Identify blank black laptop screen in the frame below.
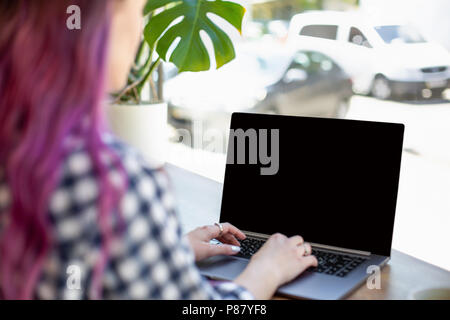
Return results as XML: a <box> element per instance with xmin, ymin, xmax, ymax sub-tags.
<box><xmin>220</xmin><ymin>113</ymin><xmax>404</xmax><ymax>257</ymax></box>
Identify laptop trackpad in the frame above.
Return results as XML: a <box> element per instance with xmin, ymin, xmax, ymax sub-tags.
<box><xmin>197</xmin><ymin>256</ymin><xmax>249</xmax><ymax>281</ymax></box>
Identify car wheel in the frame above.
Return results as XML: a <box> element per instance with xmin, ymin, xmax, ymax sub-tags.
<box><xmin>371</xmin><ymin>75</ymin><xmax>392</xmax><ymax>100</ymax></box>
<box><xmin>335</xmin><ymin>99</ymin><xmax>349</xmax><ymax>118</ymax></box>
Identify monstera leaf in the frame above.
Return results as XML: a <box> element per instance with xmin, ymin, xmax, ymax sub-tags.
<box><xmin>143</xmin><ymin>0</ymin><xmax>245</xmax><ymax>72</ymax></box>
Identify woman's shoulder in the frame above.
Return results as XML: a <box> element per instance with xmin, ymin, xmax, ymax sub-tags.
<box><xmin>50</xmin><ymin>133</ymin><xmax>173</xmax><ymax>222</ymax></box>
<box><xmin>101</xmin><ymin>133</ymin><xmax>171</xmax><ymax>191</ymax></box>
<box><xmin>62</xmin><ymin>132</ymin><xmax>168</xmax><ymax>184</ymax></box>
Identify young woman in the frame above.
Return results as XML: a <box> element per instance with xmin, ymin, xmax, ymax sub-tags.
<box><xmin>0</xmin><ymin>0</ymin><xmax>317</xmax><ymax>299</ymax></box>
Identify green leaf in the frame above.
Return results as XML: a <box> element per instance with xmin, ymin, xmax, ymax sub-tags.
<box><xmin>143</xmin><ymin>0</ymin><xmax>245</xmax><ymax>72</ymax></box>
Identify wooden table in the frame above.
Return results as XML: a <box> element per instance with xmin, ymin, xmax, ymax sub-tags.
<box><xmin>166</xmin><ymin>164</ymin><xmax>450</xmax><ymax>300</ymax></box>
<box><xmin>347</xmin><ymin>249</ymin><xmax>450</xmax><ymax>299</ymax></box>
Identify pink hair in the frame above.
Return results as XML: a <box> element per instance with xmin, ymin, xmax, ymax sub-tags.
<box><xmin>0</xmin><ymin>0</ymin><xmax>126</xmax><ymax>299</ymax></box>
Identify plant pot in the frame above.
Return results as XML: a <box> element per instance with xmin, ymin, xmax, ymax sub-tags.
<box><xmin>107</xmin><ymin>102</ymin><xmax>168</xmax><ymax>168</ymax></box>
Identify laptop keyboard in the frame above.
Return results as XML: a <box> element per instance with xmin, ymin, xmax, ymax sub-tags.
<box><xmin>308</xmin><ymin>249</ymin><xmax>367</xmax><ymax>277</ymax></box>
<box><xmin>237</xmin><ymin>238</ymin><xmax>266</xmax><ymax>257</ymax></box>
<box><xmin>236</xmin><ymin>238</ymin><xmax>368</xmax><ymax>277</ymax></box>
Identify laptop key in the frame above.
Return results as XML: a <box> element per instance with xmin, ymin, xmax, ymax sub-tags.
<box><xmin>237</xmin><ymin>238</ymin><xmax>266</xmax><ymax>258</ymax></box>
<box><xmin>308</xmin><ymin>249</ymin><xmax>368</xmax><ymax>277</ymax></box>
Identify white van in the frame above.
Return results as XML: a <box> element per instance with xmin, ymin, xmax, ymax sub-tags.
<box><xmin>287</xmin><ymin>11</ymin><xmax>450</xmax><ymax>99</ymax></box>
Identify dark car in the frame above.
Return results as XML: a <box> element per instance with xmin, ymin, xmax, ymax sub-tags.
<box><xmin>253</xmin><ymin>50</ymin><xmax>353</xmax><ymax>118</ymax></box>
<box><xmin>166</xmin><ymin>49</ymin><xmax>354</xmax><ymax>150</ymax></box>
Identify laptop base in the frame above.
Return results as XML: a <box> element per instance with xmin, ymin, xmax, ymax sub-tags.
<box><xmin>198</xmin><ymin>254</ymin><xmax>389</xmax><ymax>300</ymax></box>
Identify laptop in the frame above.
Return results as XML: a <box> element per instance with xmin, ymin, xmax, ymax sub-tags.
<box><xmin>197</xmin><ymin>112</ymin><xmax>404</xmax><ymax>300</ymax></box>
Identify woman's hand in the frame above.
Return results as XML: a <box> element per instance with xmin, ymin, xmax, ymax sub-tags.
<box><xmin>235</xmin><ymin>233</ymin><xmax>318</xmax><ymax>299</ymax></box>
<box><xmin>186</xmin><ymin>223</ymin><xmax>246</xmax><ymax>261</ymax></box>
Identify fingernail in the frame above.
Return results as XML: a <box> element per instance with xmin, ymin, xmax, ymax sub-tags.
<box><xmin>231</xmin><ymin>246</ymin><xmax>241</xmax><ymax>252</ymax></box>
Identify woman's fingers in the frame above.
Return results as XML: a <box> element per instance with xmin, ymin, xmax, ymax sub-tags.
<box><xmin>297</xmin><ymin>242</ymin><xmax>312</xmax><ymax>258</ymax></box>
<box><xmin>206</xmin><ymin>243</ymin><xmax>241</xmax><ymax>257</ymax></box>
<box><xmin>288</xmin><ymin>235</ymin><xmax>304</xmax><ymax>246</ymax></box>
<box><xmin>300</xmin><ymin>255</ymin><xmax>319</xmax><ymax>271</ymax></box>
<box><xmin>217</xmin><ymin>233</ymin><xmax>241</xmax><ymax>246</ymax></box>
<box><xmin>221</xmin><ymin>222</ymin><xmax>246</xmax><ymax>240</ymax></box>
<box><xmin>303</xmin><ymin>243</ymin><xmax>312</xmax><ymax>255</ymax></box>
<box><xmin>204</xmin><ymin>222</ymin><xmax>246</xmax><ymax>241</ymax></box>
<box><xmin>297</xmin><ymin>244</ymin><xmax>306</xmax><ymax>257</ymax></box>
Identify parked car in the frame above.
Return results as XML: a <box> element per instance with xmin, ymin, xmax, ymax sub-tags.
<box><xmin>165</xmin><ymin>48</ymin><xmax>273</xmax><ymax>149</ymax></box>
<box><xmin>166</xmin><ymin>48</ymin><xmax>352</xmax><ymax>126</ymax></box>
<box><xmin>254</xmin><ymin>50</ymin><xmax>353</xmax><ymax>118</ymax></box>
<box><xmin>287</xmin><ymin>11</ymin><xmax>450</xmax><ymax>99</ymax></box>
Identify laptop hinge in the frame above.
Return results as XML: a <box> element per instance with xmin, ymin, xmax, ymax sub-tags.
<box><xmin>310</xmin><ymin>242</ymin><xmax>371</xmax><ymax>256</ymax></box>
<box><xmin>242</xmin><ymin>231</ymin><xmax>371</xmax><ymax>256</ymax></box>
<box><xmin>242</xmin><ymin>231</ymin><xmax>271</xmax><ymax>240</ymax></box>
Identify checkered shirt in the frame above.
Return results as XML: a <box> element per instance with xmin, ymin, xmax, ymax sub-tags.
<box><xmin>0</xmin><ymin>134</ymin><xmax>253</xmax><ymax>300</ymax></box>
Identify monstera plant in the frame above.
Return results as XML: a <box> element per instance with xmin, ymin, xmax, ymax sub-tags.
<box><xmin>114</xmin><ymin>0</ymin><xmax>246</xmax><ymax>103</ymax></box>
<box><xmin>108</xmin><ymin>0</ymin><xmax>245</xmax><ymax>167</ymax></box>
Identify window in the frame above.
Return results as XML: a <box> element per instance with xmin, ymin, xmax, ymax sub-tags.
<box><xmin>375</xmin><ymin>25</ymin><xmax>425</xmax><ymax>44</ymax></box>
<box><xmin>299</xmin><ymin>24</ymin><xmax>338</xmax><ymax>40</ymax></box>
<box><xmin>166</xmin><ymin>1</ymin><xmax>450</xmax><ymax>272</ymax></box>
<box><xmin>290</xmin><ymin>51</ymin><xmax>336</xmax><ymax>75</ymax></box>
<box><xmin>348</xmin><ymin>27</ymin><xmax>372</xmax><ymax>48</ymax></box>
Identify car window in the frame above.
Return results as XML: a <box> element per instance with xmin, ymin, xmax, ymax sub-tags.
<box><xmin>374</xmin><ymin>25</ymin><xmax>425</xmax><ymax>44</ymax></box>
<box><xmin>348</xmin><ymin>27</ymin><xmax>372</xmax><ymax>48</ymax></box>
<box><xmin>299</xmin><ymin>25</ymin><xmax>338</xmax><ymax>40</ymax></box>
<box><xmin>289</xmin><ymin>51</ymin><xmax>336</xmax><ymax>75</ymax></box>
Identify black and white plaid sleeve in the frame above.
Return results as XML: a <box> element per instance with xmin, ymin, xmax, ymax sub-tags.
<box><xmin>35</xmin><ymin>135</ymin><xmax>253</xmax><ymax>300</ymax></box>
<box><xmin>101</xmin><ymin>141</ymin><xmax>253</xmax><ymax>300</ymax></box>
